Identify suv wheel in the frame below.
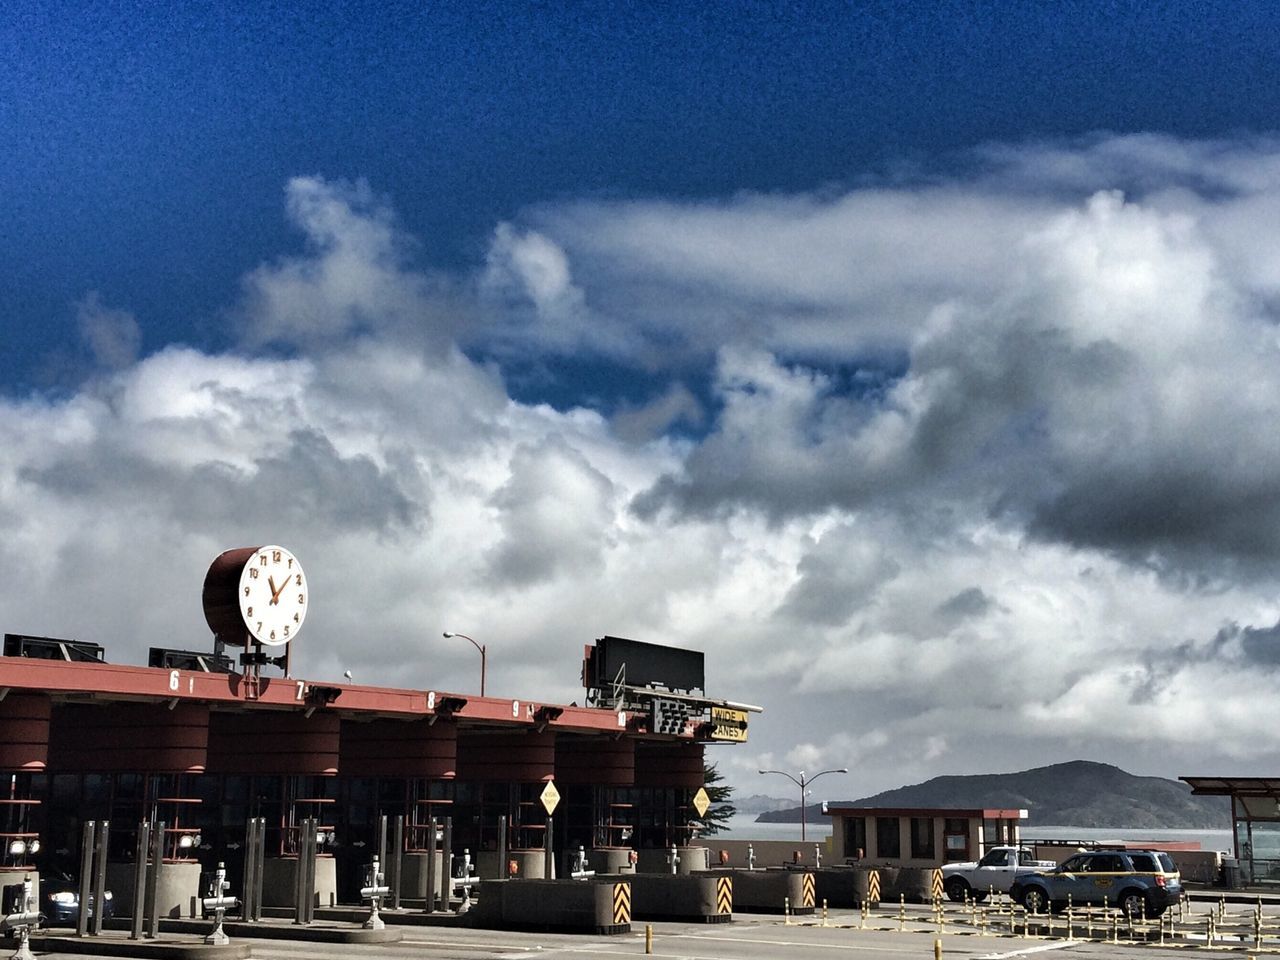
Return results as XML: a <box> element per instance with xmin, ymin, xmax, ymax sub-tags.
<box><xmin>944</xmin><ymin>877</ymin><xmax>969</xmax><ymax>903</ymax></box>
<box><xmin>1118</xmin><ymin>888</ymin><xmax>1150</xmax><ymax>919</ymax></box>
<box><xmin>1022</xmin><ymin>886</ymin><xmax>1049</xmax><ymax>914</ymax></box>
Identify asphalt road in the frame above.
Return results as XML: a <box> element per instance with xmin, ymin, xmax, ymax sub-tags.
<box><xmin>23</xmin><ymin>905</ymin><xmax>1280</xmax><ymax>960</ymax></box>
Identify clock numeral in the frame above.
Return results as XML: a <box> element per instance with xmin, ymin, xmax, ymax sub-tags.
<box><xmin>294</xmin><ymin>612</ymin><xmax>300</xmax><ymax>623</ymax></box>
<box><xmin>256</xmin><ymin>622</ymin><xmax>263</xmax><ymax>632</ymax></box>
<box><xmin>269</xmin><ymin>629</ymin><xmax>276</xmax><ymax>640</ymax></box>
<box><xmin>283</xmin><ymin>625</ymin><xmax>290</xmax><ymax>637</ymax></box>
<box><xmin>244</xmin><ymin>586</ymin><xmax>250</xmax><ymax>596</ymax></box>
<box><xmin>272</xmin><ymin>549</ymin><xmax>282</xmax><ymax>563</ymax></box>
<box><xmin>295</xmin><ymin>573</ymin><xmax>302</xmax><ymax>586</ymax></box>
<box><xmin>246</xmin><ymin>606</ymin><xmax>253</xmax><ymax>617</ymax></box>
<box><xmin>287</xmin><ymin>557</ymin><xmax>294</xmax><ymax>569</ymax></box>
<box><xmin>297</xmin><ymin>593</ymin><xmax>305</xmax><ymax>604</ymax></box>
<box><xmin>249</xmin><ymin>567</ymin><xmax>259</xmax><ymax>580</ymax></box>
<box><xmin>259</xmin><ymin>555</ymin><xmax>268</xmax><ymax>567</ymax></box>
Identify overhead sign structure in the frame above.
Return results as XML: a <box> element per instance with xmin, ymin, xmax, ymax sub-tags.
<box><xmin>692</xmin><ymin>786</ymin><xmax>711</xmax><ymax>818</ymax></box>
<box><xmin>710</xmin><ymin>707</ymin><xmax>748</xmax><ymax>742</ymax></box>
<box><xmin>540</xmin><ymin>780</ymin><xmax>561</xmax><ymax>816</ymax></box>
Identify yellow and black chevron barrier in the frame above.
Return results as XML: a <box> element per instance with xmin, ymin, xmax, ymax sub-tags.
<box><xmin>801</xmin><ymin>872</ymin><xmax>816</xmax><ymax>908</ymax></box>
<box><xmin>930</xmin><ymin>869</ymin><xmax>943</xmax><ymax>901</ymax></box>
<box><xmin>612</xmin><ymin>882</ymin><xmax>631</xmax><ymax>925</ymax></box>
<box><xmin>867</xmin><ymin>869</ymin><xmax>881</xmax><ymax>906</ymax></box>
<box><xmin>716</xmin><ymin>876</ymin><xmax>733</xmax><ymax>915</ymax></box>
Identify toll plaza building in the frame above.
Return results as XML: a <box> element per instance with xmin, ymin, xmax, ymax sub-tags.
<box><xmin>823</xmin><ymin>804</ymin><xmax>1027</xmax><ymax>867</ymax></box>
<box><xmin>0</xmin><ymin>630</ymin><xmax>754</xmax><ymax>909</ymax></box>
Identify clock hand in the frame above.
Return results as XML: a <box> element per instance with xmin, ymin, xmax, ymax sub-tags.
<box><xmin>268</xmin><ymin>575</ymin><xmax>281</xmax><ymax>605</ymax></box>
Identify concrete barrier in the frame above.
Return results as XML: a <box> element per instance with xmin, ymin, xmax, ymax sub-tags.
<box><xmin>471</xmin><ymin>878</ymin><xmax>630</xmax><ymax>934</ymax></box>
<box><xmin>106</xmin><ymin>860</ymin><xmax>203</xmax><ymax>919</ymax></box>
<box><xmin>877</xmin><ymin>866</ymin><xmax>935</xmax><ymax>904</ymax></box>
<box><xmin>812</xmin><ymin>866</ymin><xmax>882</xmax><ymax>907</ymax></box>
<box><xmin>709</xmin><ymin>869</ymin><xmax>814</xmax><ymax>915</ymax></box>
<box><xmin>603</xmin><ymin>872</ymin><xmax>732</xmax><ymax>922</ymax></box>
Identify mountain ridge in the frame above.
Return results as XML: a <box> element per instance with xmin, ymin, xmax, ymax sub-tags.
<box><xmin>754</xmin><ymin>760</ymin><xmax>1230</xmax><ymax>829</ymax></box>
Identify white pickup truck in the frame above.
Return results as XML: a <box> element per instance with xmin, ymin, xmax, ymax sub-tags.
<box><xmin>941</xmin><ymin>846</ymin><xmax>1058</xmax><ymax>902</ymax></box>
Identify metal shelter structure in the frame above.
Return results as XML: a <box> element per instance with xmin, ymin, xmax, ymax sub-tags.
<box><xmin>1181</xmin><ymin>775</ymin><xmax>1279</xmax><ymax>884</ymax></box>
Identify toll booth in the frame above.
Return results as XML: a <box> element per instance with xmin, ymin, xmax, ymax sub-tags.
<box><xmin>823</xmin><ymin>804</ymin><xmax>1028</xmax><ymax>867</ymax></box>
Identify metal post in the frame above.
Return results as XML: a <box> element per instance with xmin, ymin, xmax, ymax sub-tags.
<box><xmin>497</xmin><ymin>814</ymin><xmax>508</xmax><ymax>877</ymax></box>
<box><xmin>76</xmin><ymin>820</ymin><xmax>96</xmax><ymax>937</ymax></box>
<box><xmin>146</xmin><ymin>820</ymin><xmax>165</xmax><ymax>939</ymax></box>
<box><xmin>544</xmin><ymin>815</ymin><xmax>554</xmax><ymax>880</ymax></box>
<box><xmin>389</xmin><ymin>815</ymin><xmax>404</xmax><ymax>911</ymax></box>
<box><xmin>90</xmin><ymin>820</ymin><xmax>109</xmax><ymax>936</ymax></box>
<box><xmin>129</xmin><ymin>821</ymin><xmax>150</xmax><ymax>940</ymax></box>
<box><xmin>423</xmin><ymin>816</ymin><xmax>437</xmax><ymax>913</ymax></box>
<box><xmin>440</xmin><ymin>817</ymin><xmax>453</xmax><ymax>908</ymax></box>
<box><xmin>305</xmin><ymin>818</ymin><xmax>319</xmax><ymax>919</ymax></box>
<box><xmin>377</xmin><ymin>815</ymin><xmax>388</xmax><ymax>884</ymax></box>
<box><xmin>240</xmin><ymin>818</ymin><xmax>259</xmax><ymax>921</ymax></box>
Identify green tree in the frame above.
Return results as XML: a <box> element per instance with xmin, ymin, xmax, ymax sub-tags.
<box><xmin>699</xmin><ymin>760</ymin><xmax>737</xmax><ymax>835</ymax></box>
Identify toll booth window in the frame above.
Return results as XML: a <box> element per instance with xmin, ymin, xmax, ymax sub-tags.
<box><xmin>943</xmin><ymin>818</ymin><xmax>969</xmax><ymax>862</ymax></box>
<box><xmin>875</xmin><ymin>817</ymin><xmax>901</xmax><ymax>859</ymax></box>
<box><xmin>910</xmin><ymin>817</ymin><xmax>934</xmax><ymax>859</ymax></box>
<box><xmin>843</xmin><ymin>817</ymin><xmax>867</xmax><ymax>859</ymax></box>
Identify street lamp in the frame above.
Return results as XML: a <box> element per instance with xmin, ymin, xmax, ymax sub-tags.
<box><xmin>758</xmin><ymin>767</ymin><xmax>849</xmax><ymax>841</ymax></box>
<box><xmin>442</xmin><ymin>631</ymin><xmax>486</xmax><ymax>697</ymax></box>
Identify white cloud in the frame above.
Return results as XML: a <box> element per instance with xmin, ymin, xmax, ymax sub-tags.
<box><xmin>13</xmin><ymin>142</ymin><xmax>1280</xmax><ymax>801</ymax></box>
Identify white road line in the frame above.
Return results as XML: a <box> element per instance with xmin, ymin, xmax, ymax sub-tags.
<box><xmin>976</xmin><ymin>941</ymin><xmax>1081</xmax><ymax>959</ymax></box>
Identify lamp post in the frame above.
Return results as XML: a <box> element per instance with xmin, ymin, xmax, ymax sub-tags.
<box><xmin>442</xmin><ymin>631</ymin><xmax>486</xmax><ymax>697</ymax></box>
<box><xmin>758</xmin><ymin>767</ymin><xmax>849</xmax><ymax>841</ymax></box>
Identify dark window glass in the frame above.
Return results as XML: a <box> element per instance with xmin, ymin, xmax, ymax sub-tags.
<box><xmin>910</xmin><ymin>817</ymin><xmax>935</xmax><ymax>859</ymax></box>
<box><xmin>843</xmin><ymin>818</ymin><xmax>867</xmax><ymax>859</ymax></box>
<box><xmin>876</xmin><ymin>817</ymin><xmax>900</xmax><ymax>859</ymax></box>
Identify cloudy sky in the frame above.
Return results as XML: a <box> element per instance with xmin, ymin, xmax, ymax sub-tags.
<box><xmin>6</xmin><ymin>3</ymin><xmax>1280</xmax><ymax>800</ymax></box>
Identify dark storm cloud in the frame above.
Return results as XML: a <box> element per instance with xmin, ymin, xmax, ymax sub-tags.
<box><xmin>935</xmin><ymin>587</ymin><xmax>993</xmax><ymax>621</ymax></box>
<box><xmin>20</xmin><ymin>428</ymin><xmax>421</xmax><ymax>536</ymax></box>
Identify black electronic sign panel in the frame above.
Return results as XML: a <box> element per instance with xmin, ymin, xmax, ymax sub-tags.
<box><xmin>589</xmin><ymin>635</ymin><xmax>705</xmax><ymax>694</ymax></box>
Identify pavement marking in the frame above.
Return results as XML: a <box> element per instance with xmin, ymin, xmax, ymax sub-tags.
<box><xmin>671</xmin><ymin>932</ymin><xmax>940</xmax><ymax>954</ymax></box>
<box><xmin>976</xmin><ymin>942</ymin><xmax>1081</xmax><ymax>959</ymax></box>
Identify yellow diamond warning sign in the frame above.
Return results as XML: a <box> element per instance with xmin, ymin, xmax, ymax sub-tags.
<box><xmin>692</xmin><ymin>786</ymin><xmax>711</xmax><ymax>817</ymax></box>
<box><xmin>540</xmin><ymin>780</ymin><xmax>561</xmax><ymax>815</ymax></box>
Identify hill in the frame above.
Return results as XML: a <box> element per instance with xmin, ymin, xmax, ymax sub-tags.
<box><xmin>755</xmin><ymin>760</ymin><xmax>1230</xmax><ymax>829</ymax></box>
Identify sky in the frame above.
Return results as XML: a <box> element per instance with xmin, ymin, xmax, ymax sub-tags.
<box><xmin>5</xmin><ymin>2</ymin><xmax>1280</xmax><ymax>802</ymax></box>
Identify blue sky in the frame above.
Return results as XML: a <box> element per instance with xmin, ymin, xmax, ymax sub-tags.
<box><xmin>6</xmin><ymin>3</ymin><xmax>1280</xmax><ymax>797</ymax></box>
<box><xmin>7</xmin><ymin>1</ymin><xmax>1278</xmax><ymax>395</ymax></box>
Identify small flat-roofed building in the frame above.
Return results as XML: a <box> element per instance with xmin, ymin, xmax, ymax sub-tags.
<box><xmin>823</xmin><ymin>804</ymin><xmax>1028</xmax><ymax>868</ymax></box>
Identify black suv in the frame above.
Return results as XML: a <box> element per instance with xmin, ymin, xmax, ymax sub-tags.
<box><xmin>1010</xmin><ymin>849</ymin><xmax>1182</xmax><ymax>918</ymax></box>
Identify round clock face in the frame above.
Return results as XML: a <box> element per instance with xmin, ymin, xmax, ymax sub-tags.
<box><xmin>237</xmin><ymin>545</ymin><xmax>307</xmax><ymax>647</ymax></box>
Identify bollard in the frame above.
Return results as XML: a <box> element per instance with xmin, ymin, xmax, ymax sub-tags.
<box><xmin>784</xmin><ymin>896</ymin><xmax>791</xmax><ymax>925</ymax></box>
<box><xmin>898</xmin><ymin>894</ymin><xmax>906</xmax><ymax>932</ymax></box>
<box><xmin>822</xmin><ymin>898</ymin><xmax>828</xmax><ymax>927</ymax></box>
<box><xmin>814</xmin><ymin>842</ymin><xmax>822</xmax><ymax>870</ymax></box>
<box><xmin>746</xmin><ymin>843</ymin><xmax>755</xmax><ymax>871</ymax></box>
<box><xmin>645</xmin><ymin>923</ymin><xmax>653</xmax><ymax>954</ymax></box>
<box><xmin>934</xmin><ymin>938</ymin><xmax>942</xmax><ymax>960</ymax></box>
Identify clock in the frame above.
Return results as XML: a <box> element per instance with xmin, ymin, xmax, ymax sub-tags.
<box><xmin>237</xmin><ymin>545</ymin><xmax>308</xmax><ymax>647</ymax></box>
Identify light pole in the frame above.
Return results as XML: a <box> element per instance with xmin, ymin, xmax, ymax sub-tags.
<box><xmin>758</xmin><ymin>767</ymin><xmax>849</xmax><ymax>841</ymax></box>
<box><xmin>442</xmin><ymin>631</ymin><xmax>486</xmax><ymax>697</ymax></box>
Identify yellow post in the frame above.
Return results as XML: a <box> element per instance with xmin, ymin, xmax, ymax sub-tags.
<box><xmin>784</xmin><ymin>896</ymin><xmax>791</xmax><ymax>925</ymax></box>
<box><xmin>822</xmin><ymin>898</ymin><xmax>828</xmax><ymax>927</ymax></box>
<box><xmin>933</xmin><ymin>937</ymin><xmax>942</xmax><ymax>960</ymax></box>
<box><xmin>645</xmin><ymin>923</ymin><xmax>653</xmax><ymax>955</ymax></box>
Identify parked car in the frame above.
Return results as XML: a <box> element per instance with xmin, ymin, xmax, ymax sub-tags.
<box><xmin>1010</xmin><ymin>849</ymin><xmax>1182</xmax><ymax>918</ymax></box>
<box><xmin>941</xmin><ymin>845</ymin><xmax>1058</xmax><ymax>902</ymax></box>
<box><xmin>38</xmin><ymin>871</ymin><xmax>114</xmax><ymax>926</ymax></box>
